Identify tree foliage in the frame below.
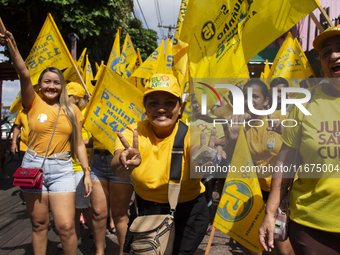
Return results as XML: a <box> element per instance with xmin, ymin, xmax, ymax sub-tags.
<box><xmin>0</xmin><ymin>0</ymin><xmax>158</xmax><ymax>67</ymax></box>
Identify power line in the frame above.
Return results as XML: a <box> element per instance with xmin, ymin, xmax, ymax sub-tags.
<box><xmin>135</xmin><ymin>0</ymin><xmax>149</xmax><ymax>29</ymax></box>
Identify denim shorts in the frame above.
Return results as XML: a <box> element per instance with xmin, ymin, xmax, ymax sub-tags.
<box><xmin>21</xmin><ymin>148</ymin><xmax>75</xmax><ymax>193</ymax></box>
<box><xmin>91</xmin><ymin>153</ymin><xmax>133</xmax><ymax>184</ymax></box>
<box><xmin>74</xmin><ymin>171</ymin><xmax>91</xmax><ymax>209</ymax></box>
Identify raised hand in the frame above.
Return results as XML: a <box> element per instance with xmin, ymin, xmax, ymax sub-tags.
<box><xmin>117</xmin><ymin>129</ymin><xmax>141</xmax><ymax>170</ymax></box>
<box><xmin>266</xmin><ymin>114</ymin><xmax>283</xmax><ymax>134</ymax></box>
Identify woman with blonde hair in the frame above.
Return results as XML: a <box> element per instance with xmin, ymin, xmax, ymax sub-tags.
<box><xmin>1</xmin><ymin>31</ymin><xmax>92</xmax><ymax>255</ymax></box>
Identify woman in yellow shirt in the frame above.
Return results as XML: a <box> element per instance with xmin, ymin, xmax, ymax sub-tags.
<box><xmin>112</xmin><ymin>73</ymin><xmax>211</xmax><ymax>254</ymax></box>
<box><xmin>259</xmin><ymin>26</ymin><xmax>340</xmax><ymax>255</ymax></box>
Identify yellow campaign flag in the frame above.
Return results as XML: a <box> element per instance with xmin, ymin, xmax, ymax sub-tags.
<box><xmin>83</xmin><ymin>54</ymin><xmax>95</xmax><ymax>95</ymax></box>
<box><xmin>63</xmin><ymin>61</ymin><xmax>84</xmax><ymax>84</ymax></box>
<box><xmin>107</xmin><ymin>27</ymin><xmax>122</xmax><ymax>75</ymax></box>
<box><xmin>120</xmin><ymin>33</ymin><xmax>136</xmax><ymax>74</ymax></box>
<box><xmin>131</xmin><ymin>40</ymin><xmax>165</xmax><ymax>79</ymax></box>
<box><xmin>83</xmin><ymin>67</ymin><xmax>145</xmax><ymax>154</ymax></box>
<box><xmin>263</xmin><ymin>60</ymin><xmax>270</xmax><ymax>79</ymax></box>
<box><xmin>164</xmin><ymin>38</ymin><xmax>175</xmax><ymax>76</ymax></box>
<box><xmin>95</xmin><ymin>62</ymin><xmax>100</xmax><ymax>73</ymax></box>
<box><xmin>127</xmin><ymin>48</ymin><xmax>145</xmax><ymax>92</ymax></box>
<box><xmin>173</xmin><ymin>0</ymin><xmax>189</xmax><ymax>76</ymax></box>
<box><xmin>10</xmin><ymin>13</ymin><xmax>74</xmax><ymax>113</ymax></box>
<box><xmin>180</xmin><ymin>0</ymin><xmax>320</xmax><ymax>78</ymax></box>
<box><xmin>294</xmin><ymin>38</ymin><xmax>316</xmax><ymax>78</ymax></box>
<box><xmin>214</xmin><ymin>127</ymin><xmax>265</xmax><ymax>253</ymax></box>
<box><xmin>77</xmin><ymin>48</ymin><xmax>87</xmax><ymax>69</ymax></box>
<box><xmin>122</xmin><ymin>54</ymin><xmax>137</xmax><ymax>79</ymax></box>
<box><xmin>94</xmin><ymin>62</ymin><xmax>105</xmax><ymax>81</ymax></box>
<box><xmin>269</xmin><ymin>32</ymin><xmax>314</xmax><ymax>86</ymax></box>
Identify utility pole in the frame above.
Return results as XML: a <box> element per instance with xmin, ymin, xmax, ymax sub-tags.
<box><xmin>68</xmin><ymin>33</ymin><xmax>79</xmax><ymax>60</ymax></box>
<box><xmin>157</xmin><ymin>24</ymin><xmax>176</xmax><ymax>39</ymax></box>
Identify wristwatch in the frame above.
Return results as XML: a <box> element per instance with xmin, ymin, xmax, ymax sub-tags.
<box><xmin>84</xmin><ymin>166</ymin><xmax>91</xmax><ymax>172</ymax></box>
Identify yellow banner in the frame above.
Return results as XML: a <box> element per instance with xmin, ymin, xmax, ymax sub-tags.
<box><xmin>173</xmin><ymin>0</ymin><xmax>189</xmax><ymax>76</ymax></box>
<box><xmin>63</xmin><ymin>62</ymin><xmax>84</xmax><ymax>84</ymax></box>
<box><xmin>269</xmin><ymin>32</ymin><xmax>314</xmax><ymax>86</ymax></box>
<box><xmin>127</xmin><ymin>48</ymin><xmax>145</xmax><ymax>92</ymax></box>
<box><xmin>214</xmin><ymin>127</ymin><xmax>265</xmax><ymax>253</ymax></box>
<box><xmin>120</xmin><ymin>33</ymin><xmax>136</xmax><ymax>74</ymax></box>
<box><xmin>180</xmin><ymin>0</ymin><xmax>319</xmax><ymax>78</ymax></box>
<box><xmin>77</xmin><ymin>48</ymin><xmax>87</xmax><ymax>69</ymax></box>
<box><xmin>164</xmin><ymin>38</ymin><xmax>175</xmax><ymax>75</ymax></box>
<box><xmin>83</xmin><ymin>54</ymin><xmax>95</xmax><ymax>95</ymax></box>
<box><xmin>83</xmin><ymin>67</ymin><xmax>145</xmax><ymax>154</ymax></box>
<box><xmin>294</xmin><ymin>38</ymin><xmax>316</xmax><ymax>78</ymax></box>
<box><xmin>107</xmin><ymin>27</ymin><xmax>122</xmax><ymax>75</ymax></box>
<box><xmin>131</xmin><ymin>40</ymin><xmax>165</xmax><ymax>79</ymax></box>
<box><xmin>11</xmin><ymin>13</ymin><xmax>74</xmax><ymax>113</ymax></box>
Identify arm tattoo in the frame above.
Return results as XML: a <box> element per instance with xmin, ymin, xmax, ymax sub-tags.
<box><xmin>278</xmin><ymin>182</ymin><xmax>287</xmax><ymax>191</ymax></box>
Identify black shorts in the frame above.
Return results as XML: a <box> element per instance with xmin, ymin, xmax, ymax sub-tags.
<box><xmin>124</xmin><ymin>193</ymin><xmax>209</xmax><ymax>255</ymax></box>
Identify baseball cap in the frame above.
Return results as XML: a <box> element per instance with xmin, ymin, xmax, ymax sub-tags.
<box><xmin>313</xmin><ymin>25</ymin><xmax>340</xmax><ymax>52</ymax></box>
<box><xmin>144</xmin><ymin>74</ymin><xmax>181</xmax><ymax>99</ymax></box>
<box><xmin>66</xmin><ymin>82</ymin><xmax>85</xmax><ymax>97</ymax></box>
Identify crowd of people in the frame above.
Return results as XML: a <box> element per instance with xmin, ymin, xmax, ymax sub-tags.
<box><xmin>1</xmin><ymin>22</ymin><xmax>340</xmax><ymax>255</ymax></box>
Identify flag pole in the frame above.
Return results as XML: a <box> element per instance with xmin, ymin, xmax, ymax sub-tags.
<box><xmin>204</xmin><ymin>226</ymin><xmax>216</xmax><ymax>255</ymax></box>
<box><xmin>310</xmin><ymin>13</ymin><xmax>324</xmax><ymax>33</ymax></box>
<box><xmin>317</xmin><ymin>5</ymin><xmax>333</xmax><ymax>27</ymax></box>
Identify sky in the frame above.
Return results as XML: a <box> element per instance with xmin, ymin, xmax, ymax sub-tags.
<box><xmin>1</xmin><ymin>0</ymin><xmax>182</xmax><ymax>109</ymax></box>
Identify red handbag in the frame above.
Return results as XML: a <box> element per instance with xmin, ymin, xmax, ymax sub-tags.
<box><xmin>12</xmin><ymin>107</ymin><xmax>60</xmax><ymax>190</ymax></box>
<box><xmin>13</xmin><ymin>168</ymin><xmax>43</xmax><ymax>189</ymax></box>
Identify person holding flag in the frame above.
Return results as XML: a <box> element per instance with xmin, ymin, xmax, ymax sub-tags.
<box><xmin>224</xmin><ymin>79</ymin><xmax>294</xmax><ymax>255</ymax></box>
<box><xmin>1</xmin><ymin>31</ymin><xmax>91</xmax><ymax>255</ymax></box>
<box><xmin>259</xmin><ymin>25</ymin><xmax>340</xmax><ymax>255</ymax></box>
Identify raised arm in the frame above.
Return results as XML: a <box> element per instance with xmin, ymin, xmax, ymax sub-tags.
<box><xmin>0</xmin><ymin>31</ymin><xmax>35</xmax><ymax>107</ymax></box>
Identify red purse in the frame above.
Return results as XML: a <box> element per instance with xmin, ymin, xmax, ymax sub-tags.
<box><xmin>13</xmin><ymin>107</ymin><xmax>60</xmax><ymax>190</ymax></box>
<box><xmin>13</xmin><ymin>168</ymin><xmax>43</xmax><ymax>189</ymax></box>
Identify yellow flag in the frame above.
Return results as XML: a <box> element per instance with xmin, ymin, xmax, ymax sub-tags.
<box><xmin>10</xmin><ymin>13</ymin><xmax>74</xmax><ymax>113</ymax></box>
<box><xmin>107</xmin><ymin>27</ymin><xmax>122</xmax><ymax>75</ymax></box>
<box><xmin>94</xmin><ymin>62</ymin><xmax>105</xmax><ymax>81</ymax></box>
<box><xmin>269</xmin><ymin>32</ymin><xmax>314</xmax><ymax>85</ymax></box>
<box><xmin>180</xmin><ymin>0</ymin><xmax>320</xmax><ymax>78</ymax></box>
<box><xmin>83</xmin><ymin>54</ymin><xmax>95</xmax><ymax>95</ymax></box>
<box><xmin>120</xmin><ymin>33</ymin><xmax>136</xmax><ymax>74</ymax></box>
<box><xmin>263</xmin><ymin>60</ymin><xmax>270</xmax><ymax>79</ymax></box>
<box><xmin>164</xmin><ymin>38</ymin><xmax>175</xmax><ymax>75</ymax></box>
<box><xmin>131</xmin><ymin>40</ymin><xmax>165</xmax><ymax>79</ymax></box>
<box><xmin>127</xmin><ymin>48</ymin><xmax>145</xmax><ymax>92</ymax></box>
<box><xmin>294</xmin><ymin>38</ymin><xmax>315</xmax><ymax>78</ymax></box>
<box><xmin>95</xmin><ymin>62</ymin><xmax>100</xmax><ymax>73</ymax></box>
<box><xmin>214</xmin><ymin>127</ymin><xmax>265</xmax><ymax>253</ymax></box>
<box><xmin>77</xmin><ymin>48</ymin><xmax>87</xmax><ymax>69</ymax></box>
<box><xmin>83</xmin><ymin>67</ymin><xmax>145</xmax><ymax>154</ymax></box>
<box><xmin>173</xmin><ymin>0</ymin><xmax>189</xmax><ymax>76</ymax></box>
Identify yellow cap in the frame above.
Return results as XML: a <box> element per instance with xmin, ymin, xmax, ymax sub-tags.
<box><xmin>144</xmin><ymin>74</ymin><xmax>181</xmax><ymax>99</ymax></box>
<box><xmin>66</xmin><ymin>82</ymin><xmax>85</xmax><ymax>97</ymax></box>
<box><xmin>313</xmin><ymin>25</ymin><xmax>340</xmax><ymax>52</ymax></box>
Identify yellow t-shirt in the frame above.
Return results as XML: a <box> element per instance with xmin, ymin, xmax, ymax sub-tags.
<box><xmin>245</xmin><ymin>115</ymin><xmax>285</xmax><ymax>192</ymax></box>
<box><xmin>93</xmin><ymin>136</ymin><xmax>109</xmax><ymax>150</ymax></box>
<box><xmin>281</xmin><ymin>85</ymin><xmax>340</xmax><ymax>233</ymax></box>
<box><xmin>73</xmin><ymin>108</ymin><xmax>92</xmax><ymax>172</ymax></box>
<box><xmin>14</xmin><ymin>109</ymin><xmax>29</xmax><ymax>152</ymax></box>
<box><xmin>115</xmin><ymin>120</ymin><xmax>205</xmax><ymax>203</ymax></box>
<box><xmin>26</xmin><ymin>93</ymin><xmax>83</xmax><ymax>155</ymax></box>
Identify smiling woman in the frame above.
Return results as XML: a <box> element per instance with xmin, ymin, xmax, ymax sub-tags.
<box><xmin>111</xmin><ymin>73</ymin><xmax>211</xmax><ymax>254</ymax></box>
<box><xmin>0</xmin><ymin>30</ymin><xmax>91</xmax><ymax>255</ymax></box>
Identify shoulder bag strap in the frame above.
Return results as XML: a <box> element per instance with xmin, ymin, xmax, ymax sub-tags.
<box><xmin>40</xmin><ymin>106</ymin><xmax>61</xmax><ymax>168</ymax></box>
<box><xmin>168</xmin><ymin>121</ymin><xmax>188</xmax><ymax>216</ymax></box>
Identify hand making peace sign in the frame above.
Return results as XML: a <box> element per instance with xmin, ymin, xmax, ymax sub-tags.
<box><xmin>116</xmin><ymin>129</ymin><xmax>141</xmax><ymax>170</ymax></box>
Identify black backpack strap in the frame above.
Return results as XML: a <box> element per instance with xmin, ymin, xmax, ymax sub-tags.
<box><xmin>169</xmin><ymin>121</ymin><xmax>188</xmax><ymax>181</ymax></box>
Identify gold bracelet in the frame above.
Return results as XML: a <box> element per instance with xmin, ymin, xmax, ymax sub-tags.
<box><xmin>83</xmin><ymin>166</ymin><xmax>91</xmax><ymax>172</ymax></box>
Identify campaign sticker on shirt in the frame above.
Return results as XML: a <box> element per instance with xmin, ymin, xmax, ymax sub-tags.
<box><xmin>267</xmin><ymin>137</ymin><xmax>275</xmax><ymax>149</ymax></box>
<box><xmin>37</xmin><ymin>114</ymin><xmax>48</xmax><ymax>123</ymax></box>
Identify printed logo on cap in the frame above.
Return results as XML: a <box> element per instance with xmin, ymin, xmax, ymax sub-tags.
<box><xmin>150</xmin><ymin>75</ymin><xmax>170</xmax><ymax>88</ymax></box>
